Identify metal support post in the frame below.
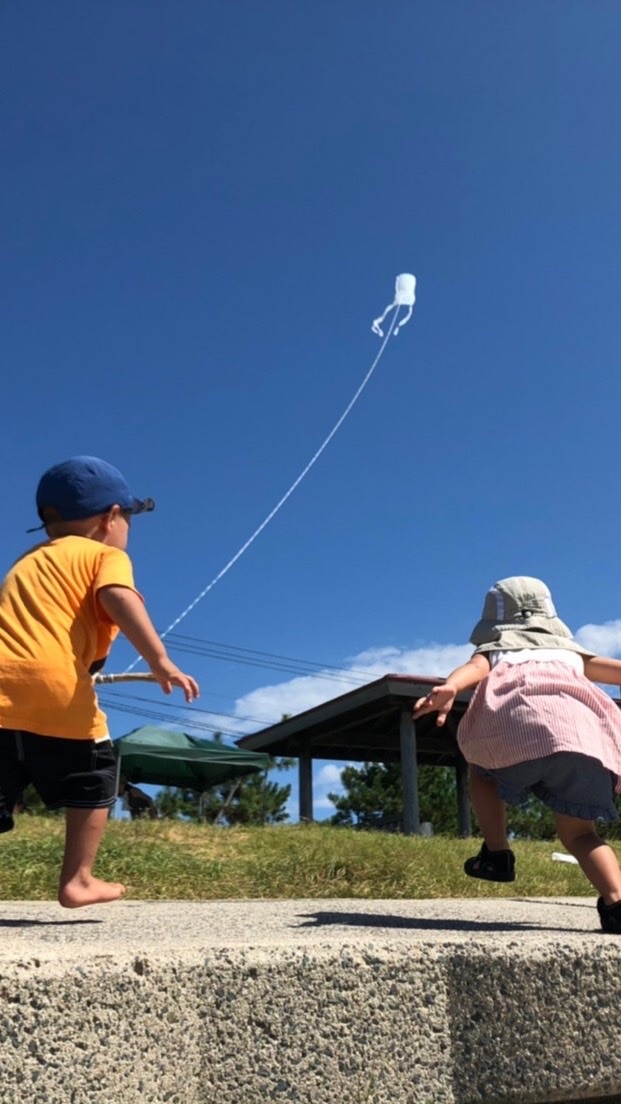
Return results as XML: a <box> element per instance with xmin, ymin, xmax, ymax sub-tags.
<box><xmin>400</xmin><ymin>706</ymin><xmax>420</xmax><ymax>835</ymax></box>
<box><xmin>299</xmin><ymin>752</ymin><xmax>313</xmax><ymax>823</ymax></box>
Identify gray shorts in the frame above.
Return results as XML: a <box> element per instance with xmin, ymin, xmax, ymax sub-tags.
<box><xmin>474</xmin><ymin>752</ymin><xmax>618</xmax><ymax>822</ymax></box>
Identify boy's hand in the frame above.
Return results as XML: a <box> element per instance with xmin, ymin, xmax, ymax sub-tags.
<box><xmin>97</xmin><ymin>587</ymin><xmax>200</xmax><ymax>703</ymax></box>
<box><xmin>150</xmin><ymin>659</ymin><xmax>200</xmax><ymax>702</ymax></box>
<box><xmin>412</xmin><ymin>684</ymin><xmax>456</xmax><ymax>727</ymax></box>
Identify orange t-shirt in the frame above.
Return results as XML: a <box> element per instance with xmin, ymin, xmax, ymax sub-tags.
<box><xmin>0</xmin><ymin>535</ymin><xmax>140</xmax><ymax>739</ymax></box>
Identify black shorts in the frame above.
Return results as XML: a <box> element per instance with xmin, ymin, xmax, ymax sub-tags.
<box><xmin>0</xmin><ymin>730</ymin><xmax>117</xmax><ymax>811</ymax></box>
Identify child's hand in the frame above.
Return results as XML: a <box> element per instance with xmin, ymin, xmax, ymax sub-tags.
<box><xmin>150</xmin><ymin>659</ymin><xmax>200</xmax><ymax>702</ymax></box>
<box><xmin>412</xmin><ymin>684</ymin><xmax>456</xmax><ymax>727</ymax></box>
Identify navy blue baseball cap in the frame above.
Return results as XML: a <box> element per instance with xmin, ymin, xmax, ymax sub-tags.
<box><xmin>33</xmin><ymin>456</ymin><xmax>155</xmax><ymax>526</ymax></box>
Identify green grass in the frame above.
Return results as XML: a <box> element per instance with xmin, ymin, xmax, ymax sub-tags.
<box><xmin>0</xmin><ymin>816</ymin><xmax>607</xmax><ymax>901</ymax></box>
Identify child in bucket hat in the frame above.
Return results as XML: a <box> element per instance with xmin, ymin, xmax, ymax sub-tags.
<box><xmin>0</xmin><ymin>457</ymin><xmax>199</xmax><ymax>908</ymax></box>
<box><xmin>414</xmin><ymin>577</ymin><xmax>621</xmax><ymax>933</ymax></box>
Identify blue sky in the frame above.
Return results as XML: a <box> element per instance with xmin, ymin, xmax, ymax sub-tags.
<box><xmin>3</xmin><ymin>2</ymin><xmax>621</xmax><ymax>819</ymax></box>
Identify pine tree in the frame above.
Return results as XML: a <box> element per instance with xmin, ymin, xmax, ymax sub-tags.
<box><xmin>155</xmin><ymin>756</ymin><xmax>294</xmax><ymax>826</ymax></box>
<box><xmin>16</xmin><ymin>785</ymin><xmax>63</xmax><ymax>818</ymax></box>
<box><xmin>327</xmin><ymin>761</ymin><xmax>621</xmax><ymax>839</ymax></box>
<box><xmin>328</xmin><ymin>762</ymin><xmax>459</xmax><ymax>834</ymax></box>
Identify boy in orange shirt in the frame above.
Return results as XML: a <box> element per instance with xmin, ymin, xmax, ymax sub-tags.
<box><xmin>0</xmin><ymin>456</ymin><xmax>199</xmax><ymax>907</ymax></box>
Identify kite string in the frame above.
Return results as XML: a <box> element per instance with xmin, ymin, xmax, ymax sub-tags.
<box><xmin>124</xmin><ymin>305</ymin><xmax>401</xmax><ymax>671</ymax></box>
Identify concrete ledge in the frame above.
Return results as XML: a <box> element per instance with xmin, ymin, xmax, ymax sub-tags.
<box><xmin>1</xmin><ymin>898</ymin><xmax>621</xmax><ymax>1104</ymax></box>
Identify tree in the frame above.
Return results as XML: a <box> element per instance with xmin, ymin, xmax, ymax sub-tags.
<box><xmin>328</xmin><ymin>760</ymin><xmax>621</xmax><ymax>839</ymax></box>
<box><xmin>154</xmin><ymin>730</ymin><xmax>295</xmax><ymax>826</ymax></box>
<box><xmin>152</xmin><ymin>786</ymin><xmax>197</xmax><ymax>821</ymax></box>
<box><xmin>199</xmin><ymin>765</ymin><xmax>292</xmax><ymax>825</ymax></box>
<box><xmin>505</xmin><ymin>797</ymin><xmax>557</xmax><ymax>840</ymax></box>
<box><xmin>328</xmin><ymin>762</ymin><xmax>459</xmax><ymax>834</ymax></box>
<box><xmin>329</xmin><ymin>763</ymin><xmax>402</xmax><ymax>826</ymax></box>
<box><xmin>16</xmin><ymin>784</ymin><xmax>63</xmax><ymax>818</ymax></box>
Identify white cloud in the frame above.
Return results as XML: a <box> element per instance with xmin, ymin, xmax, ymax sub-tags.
<box><xmin>235</xmin><ymin>674</ymin><xmax>353</xmax><ymax>726</ymax></box>
<box><xmin>226</xmin><ymin>641</ymin><xmax>473</xmax><ymax>735</ymax></box>
<box><xmin>313</xmin><ymin>793</ymin><xmax>341</xmax><ymax>812</ymax></box>
<box><xmin>316</xmin><ymin>763</ymin><xmax>343</xmax><ymax>785</ymax></box>
<box><xmin>576</xmin><ymin>620</ymin><xmax>621</xmax><ymax>656</ymax></box>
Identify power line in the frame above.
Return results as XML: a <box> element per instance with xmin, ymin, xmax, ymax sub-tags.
<box><xmin>97</xmin><ymin>696</ymin><xmax>243</xmax><ymax>737</ymax></box>
<box><xmin>106</xmin><ymin>635</ymin><xmax>376</xmax><ymax>733</ymax></box>
<box><xmin>162</xmin><ymin>632</ymin><xmax>372</xmax><ymax>684</ymax></box>
<box><xmin>100</xmin><ymin>690</ymin><xmax>276</xmax><ymax>729</ymax></box>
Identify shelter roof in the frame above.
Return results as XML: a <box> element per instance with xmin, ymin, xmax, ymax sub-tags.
<box><xmin>236</xmin><ymin>674</ymin><xmax>471</xmax><ymax>765</ymax></box>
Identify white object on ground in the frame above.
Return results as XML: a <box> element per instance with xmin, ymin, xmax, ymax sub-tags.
<box><xmin>372</xmin><ymin>273</ymin><xmax>416</xmax><ymax>337</ymax></box>
<box><xmin>551</xmin><ymin>851</ymin><xmax>579</xmax><ymax>864</ymax></box>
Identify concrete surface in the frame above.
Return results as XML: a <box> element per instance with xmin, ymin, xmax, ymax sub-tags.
<box><xmin>1</xmin><ymin>897</ymin><xmax>621</xmax><ymax>1104</ymax></box>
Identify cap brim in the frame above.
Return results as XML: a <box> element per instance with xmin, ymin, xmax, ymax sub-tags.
<box><xmin>129</xmin><ymin>497</ymin><xmax>155</xmax><ymax>515</ymax></box>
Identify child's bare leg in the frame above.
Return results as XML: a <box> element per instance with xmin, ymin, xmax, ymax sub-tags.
<box><xmin>58</xmin><ymin>807</ymin><xmax>125</xmax><ymax>908</ymax></box>
<box><xmin>469</xmin><ymin>768</ymin><xmax>509</xmax><ymax>850</ymax></box>
<box><xmin>555</xmin><ymin>812</ymin><xmax>621</xmax><ymax>905</ymax></box>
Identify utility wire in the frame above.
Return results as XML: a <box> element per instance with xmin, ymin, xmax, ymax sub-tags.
<box><xmin>98</xmin><ymin>696</ymin><xmax>242</xmax><ymax>737</ymax></box>
<box><xmin>107</xmin><ymin>634</ymin><xmax>377</xmax><ymax>730</ymax></box>
<box><xmin>164</xmin><ymin>641</ymin><xmax>370</xmax><ymax>685</ymax></box>
<box><xmin>164</xmin><ymin>632</ymin><xmax>373</xmax><ymax>682</ymax></box>
<box><xmin>100</xmin><ymin>690</ymin><xmax>278</xmax><ymax>730</ymax></box>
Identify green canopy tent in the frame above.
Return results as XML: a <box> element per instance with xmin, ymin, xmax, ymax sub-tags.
<box><xmin>112</xmin><ymin>726</ymin><xmax>271</xmax><ymax>794</ymax></box>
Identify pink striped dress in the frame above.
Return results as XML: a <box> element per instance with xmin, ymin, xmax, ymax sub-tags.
<box><xmin>457</xmin><ymin>651</ymin><xmax>621</xmax><ymax>793</ymax></box>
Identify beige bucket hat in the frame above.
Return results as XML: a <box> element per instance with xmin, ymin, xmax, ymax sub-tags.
<box><xmin>469</xmin><ymin>576</ymin><xmax>592</xmax><ymax>654</ymax></box>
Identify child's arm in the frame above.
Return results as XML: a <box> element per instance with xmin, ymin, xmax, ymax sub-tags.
<box><xmin>412</xmin><ymin>653</ymin><xmax>491</xmax><ymax>727</ymax></box>
<box><xmin>97</xmin><ymin>586</ymin><xmax>199</xmax><ymax>702</ymax></box>
<box><xmin>583</xmin><ymin>655</ymin><xmax>621</xmax><ymax>686</ymax></box>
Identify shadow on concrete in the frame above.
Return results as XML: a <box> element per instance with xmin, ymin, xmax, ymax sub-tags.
<box><xmin>566</xmin><ymin>1098</ymin><xmax>621</xmax><ymax>1104</ymax></box>
<box><xmin>295</xmin><ymin>911</ymin><xmax>582</xmax><ymax>934</ymax></box>
<box><xmin>512</xmin><ymin>896</ymin><xmax>593</xmax><ymax>910</ymax></box>
<box><xmin>0</xmin><ymin>918</ymin><xmax>102</xmax><ymax>927</ymax></box>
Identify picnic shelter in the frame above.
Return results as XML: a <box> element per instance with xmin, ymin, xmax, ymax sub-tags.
<box><xmin>237</xmin><ymin>674</ymin><xmax>473</xmax><ymax>835</ymax></box>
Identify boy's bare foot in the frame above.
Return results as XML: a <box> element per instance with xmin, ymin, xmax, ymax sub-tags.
<box><xmin>58</xmin><ymin>877</ymin><xmax>126</xmax><ymax>909</ymax></box>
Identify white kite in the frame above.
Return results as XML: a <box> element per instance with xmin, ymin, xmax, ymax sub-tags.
<box><xmin>372</xmin><ymin>273</ymin><xmax>416</xmax><ymax>337</ymax></box>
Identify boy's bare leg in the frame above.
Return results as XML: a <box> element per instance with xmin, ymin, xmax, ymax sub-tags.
<box><xmin>555</xmin><ymin>812</ymin><xmax>621</xmax><ymax>905</ymax></box>
<box><xmin>58</xmin><ymin>807</ymin><xmax>125</xmax><ymax>908</ymax></box>
<box><xmin>469</xmin><ymin>768</ymin><xmax>510</xmax><ymax>850</ymax></box>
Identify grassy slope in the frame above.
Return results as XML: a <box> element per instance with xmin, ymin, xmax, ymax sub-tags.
<box><xmin>0</xmin><ymin>817</ymin><xmax>606</xmax><ymax>901</ymax></box>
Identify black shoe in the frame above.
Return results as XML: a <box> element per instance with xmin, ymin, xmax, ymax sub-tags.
<box><xmin>464</xmin><ymin>843</ymin><xmax>516</xmax><ymax>883</ymax></box>
<box><xmin>0</xmin><ymin>814</ymin><xmax>14</xmax><ymax>834</ymax></box>
<box><xmin>597</xmin><ymin>897</ymin><xmax>621</xmax><ymax>933</ymax></box>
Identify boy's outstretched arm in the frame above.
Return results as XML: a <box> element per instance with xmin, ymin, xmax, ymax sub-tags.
<box><xmin>97</xmin><ymin>585</ymin><xmax>200</xmax><ymax>702</ymax></box>
<box><xmin>583</xmin><ymin>655</ymin><xmax>621</xmax><ymax>686</ymax></box>
<box><xmin>413</xmin><ymin>653</ymin><xmax>490</xmax><ymax>727</ymax></box>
